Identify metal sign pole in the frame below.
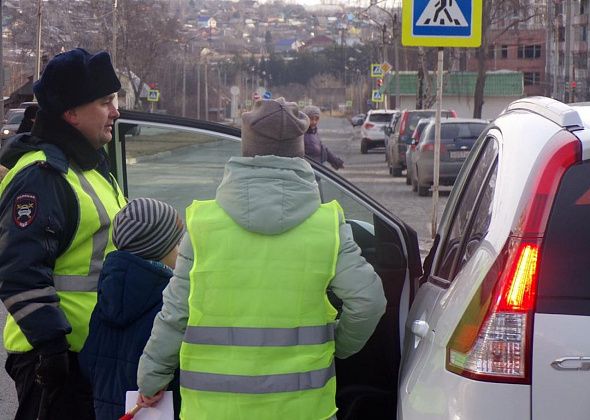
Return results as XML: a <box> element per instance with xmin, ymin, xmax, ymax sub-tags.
<box><xmin>431</xmin><ymin>47</ymin><xmax>444</xmax><ymax>239</ymax></box>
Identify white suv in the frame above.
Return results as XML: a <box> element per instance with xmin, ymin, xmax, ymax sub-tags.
<box><xmin>400</xmin><ymin>96</ymin><xmax>590</xmax><ymax>419</ymax></box>
<box><xmin>360</xmin><ymin>109</ymin><xmax>399</xmax><ymax>154</ymax></box>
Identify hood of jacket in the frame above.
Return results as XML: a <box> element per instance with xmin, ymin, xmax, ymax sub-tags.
<box><xmin>216</xmin><ymin>155</ymin><xmax>321</xmax><ymax>235</ymax></box>
<box><xmin>95</xmin><ymin>251</ymin><xmax>172</xmax><ymax>327</ymax></box>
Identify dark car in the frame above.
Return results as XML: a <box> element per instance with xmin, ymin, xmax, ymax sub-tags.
<box><xmin>1</xmin><ymin>108</ymin><xmax>25</xmax><ymax>144</ymax></box>
<box><xmin>385</xmin><ymin>109</ymin><xmax>457</xmax><ymax>176</ymax></box>
<box><xmin>410</xmin><ymin>118</ymin><xmax>488</xmax><ymax>195</ymax></box>
<box><xmin>350</xmin><ymin>113</ymin><xmax>366</xmax><ymax>127</ymax></box>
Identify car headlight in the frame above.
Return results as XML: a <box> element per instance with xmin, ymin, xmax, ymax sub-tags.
<box><xmin>2</xmin><ymin>129</ymin><xmax>10</xmax><ymax>135</ymax></box>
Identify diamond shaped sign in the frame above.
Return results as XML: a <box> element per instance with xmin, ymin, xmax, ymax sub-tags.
<box><xmin>381</xmin><ymin>62</ymin><xmax>392</xmax><ymax>73</ymax></box>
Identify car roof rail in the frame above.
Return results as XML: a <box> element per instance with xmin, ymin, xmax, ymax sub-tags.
<box><xmin>504</xmin><ymin>96</ymin><xmax>584</xmax><ymax>131</ymax></box>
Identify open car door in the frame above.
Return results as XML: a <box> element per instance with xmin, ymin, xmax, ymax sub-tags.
<box><xmin>108</xmin><ymin>110</ymin><xmax>423</xmax><ymax>419</ymax></box>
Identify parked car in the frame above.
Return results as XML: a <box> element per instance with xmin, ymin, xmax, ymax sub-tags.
<box><xmin>386</xmin><ymin>109</ymin><xmax>457</xmax><ymax>176</ymax></box>
<box><xmin>360</xmin><ymin>109</ymin><xmax>399</xmax><ymax>154</ymax></box>
<box><xmin>1</xmin><ymin>108</ymin><xmax>25</xmax><ymax>143</ymax></box>
<box><xmin>110</xmin><ymin>97</ymin><xmax>590</xmax><ymax>420</ymax></box>
<box><xmin>400</xmin><ymin>96</ymin><xmax>590</xmax><ymax>419</ymax></box>
<box><xmin>350</xmin><ymin>113</ymin><xmax>366</xmax><ymax>127</ymax></box>
<box><xmin>410</xmin><ymin>118</ymin><xmax>488</xmax><ymax>196</ymax></box>
<box><xmin>404</xmin><ymin>118</ymin><xmax>432</xmax><ymax>186</ymax></box>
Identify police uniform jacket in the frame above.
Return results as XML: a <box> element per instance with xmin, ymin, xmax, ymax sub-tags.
<box><xmin>0</xmin><ymin>110</ymin><xmax>120</xmax><ymax>354</ymax></box>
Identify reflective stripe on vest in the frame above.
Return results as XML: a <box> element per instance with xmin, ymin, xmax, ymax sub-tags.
<box><xmin>1</xmin><ymin>151</ymin><xmax>125</xmax><ymax>352</ymax></box>
<box><xmin>180</xmin><ymin>361</ymin><xmax>336</xmax><ymax>394</ymax></box>
<box><xmin>183</xmin><ymin>324</ymin><xmax>335</xmax><ymax>347</ymax></box>
<box><xmin>180</xmin><ymin>199</ymin><xmax>342</xmax><ymax>420</ymax></box>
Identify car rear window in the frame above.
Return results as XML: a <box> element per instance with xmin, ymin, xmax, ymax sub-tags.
<box><xmin>406</xmin><ymin>110</ymin><xmax>454</xmax><ymax>132</ymax></box>
<box><xmin>537</xmin><ymin>160</ymin><xmax>590</xmax><ymax>316</ymax></box>
<box><xmin>425</xmin><ymin>123</ymin><xmax>487</xmax><ymax>143</ymax></box>
<box><xmin>7</xmin><ymin>113</ymin><xmax>24</xmax><ymax>124</ymax></box>
<box><xmin>369</xmin><ymin>113</ymin><xmax>394</xmax><ymax>123</ymax></box>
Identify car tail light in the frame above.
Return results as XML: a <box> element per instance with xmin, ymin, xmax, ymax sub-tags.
<box><xmin>446</xmin><ymin>131</ymin><xmax>581</xmax><ymax>384</ymax></box>
<box><xmin>420</xmin><ymin>143</ymin><xmax>446</xmax><ymax>152</ymax></box>
<box><xmin>399</xmin><ymin>113</ymin><xmax>408</xmax><ymax>135</ymax></box>
<box><xmin>364</xmin><ymin>122</ymin><xmax>375</xmax><ymax>129</ymax></box>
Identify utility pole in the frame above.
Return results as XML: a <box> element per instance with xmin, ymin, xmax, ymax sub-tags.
<box><xmin>564</xmin><ymin>0</ymin><xmax>571</xmax><ymax>102</ymax></box>
<box><xmin>197</xmin><ymin>61</ymin><xmax>201</xmax><ymax>119</ymax></box>
<box><xmin>35</xmin><ymin>0</ymin><xmax>43</xmax><ymax>82</ymax></box>
<box><xmin>204</xmin><ymin>56</ymin><xmax>209</xmax><ymax>121</ymax></box>
<box><xmin>112</xmin><ymin>0</ymin><xmax>118</xmax><ymax>69</ymax></box>
<box><xmin>182</xmin><ymin>45</ymin><xmax>187</xmax><ymax>117</ymax></box>
<box><xmin>0</xmin><ymin>0</ymin><xmax>4</xmax><ymax>121</ymax></box>
<box><xmin>393</xmin><ymin>14</ymin><xmax>400</xmax><ymax>109</ymax></box>
<box><xmin>381</xmin><ymin>24</ymin><xmax>389</xmax><ymax>110</ymax></box>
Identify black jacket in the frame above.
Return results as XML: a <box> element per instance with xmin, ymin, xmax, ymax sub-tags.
<box><xmin>0</xmin><ymin>110</ymin><xmax>119</xmax><ymax>353</ymax></box>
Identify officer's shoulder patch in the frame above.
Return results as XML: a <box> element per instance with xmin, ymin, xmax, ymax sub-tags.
<box><xmin>13</xmin><ymin>193</ymin><xmax>38</xmax><ymax>228</ymax></box>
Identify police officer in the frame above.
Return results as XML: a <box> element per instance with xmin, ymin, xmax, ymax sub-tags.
<box><xmin>0</xmin><ymin>48</ymin><xmax>126</xmax><ymax>420</ymax></box>
<box><xmin>137</xmin><ymin>98</ymin><xmax>386</xmax><ymax>419</ymax></box>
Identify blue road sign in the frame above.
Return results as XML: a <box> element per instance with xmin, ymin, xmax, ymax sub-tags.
<box><xmin>402</xmin><ymin>0</ymin><xmax>482</xmax><ymax>47</ymax></box>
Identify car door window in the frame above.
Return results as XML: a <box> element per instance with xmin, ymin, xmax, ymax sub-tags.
<box><xmin>434</xmin><ymin>137</ymin><xmax>498</xmax><ymax>281</ymax></box>
<box><xmin>113</xmin><ymin>120</ymin><xmax>241</xmax><ymax>215</ymax></box>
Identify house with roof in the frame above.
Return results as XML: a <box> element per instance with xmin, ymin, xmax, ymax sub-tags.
<box><xmin>300</xmin><ymin>35</ymin><xmax>335</xmax><ymax>52</ymax></box>
<box><xmin>383</xmin><ymin>70</ymin><xmax>524</xmax><ymax>119</ymax></box>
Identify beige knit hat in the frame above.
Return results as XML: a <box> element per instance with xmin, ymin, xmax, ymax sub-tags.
<box><xmin>241</xmin><ymin>98</ymin><xmax>310</xmax><ymax>158</ymax></box>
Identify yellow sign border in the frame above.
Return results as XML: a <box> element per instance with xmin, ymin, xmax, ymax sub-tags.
<box><xmin>371</xmin><ymin>89</ymin><xmax>384</xmax><ymax>103</ymax></box>
<box><xmin>401</xmin><ymin>0</ymin><xmax>482</xmax><ymax>47</ymax></box>
<box><xmin>370</xmin><ymin>63</ymin><xmax>384</xmax><ymax>78</ymax></box>
<box><xmin>147</xmin><ymin>89</ymin><xmax>160</xmax><ymax>102</ymax></box>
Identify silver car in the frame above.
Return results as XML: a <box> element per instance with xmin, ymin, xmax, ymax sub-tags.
<box><xmin>410</xmin><ymin>118</ymin><xmax>488</xmax><ymax>196</ymax></box>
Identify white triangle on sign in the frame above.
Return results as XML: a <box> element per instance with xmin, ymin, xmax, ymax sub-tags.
<box><xmin>417</xmin><ymin>0</ymin><xmax>468</xmax><ymax>27</ymax></box>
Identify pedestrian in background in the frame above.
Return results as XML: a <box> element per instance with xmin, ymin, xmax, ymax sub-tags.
<box><xmin>0</xmin><ymin>48</ymin><xmax>125</xmax><ymax>420</ymax></box>
<box><xmin>79</xmin><ymin>198</ymin><xmax>184</xmax><ymax>420</ymax></box>
<box><xmin>16</xmin><ymin>103</ymin><xmax>39</xmax><ymax>134</ymax></box>
<box><xmin>136</xmin><ymin>97</ymin><xmax>386</xmax><ymax>419</ymax></box>
<box><xmin>303</xmin><ymin>105</ymin><xmax>344</xmax><ymax>170</ymax></box>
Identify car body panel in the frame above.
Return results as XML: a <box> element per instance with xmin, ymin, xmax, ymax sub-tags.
<box><xmin>532</xmin><ymin>314</ymin><xmax>590</xmax><ymax>420</ymax></box>
<box><xmin>401</xmin><ymin>103</ymin><xmax>571</xmax><ymax>419</ymax></box>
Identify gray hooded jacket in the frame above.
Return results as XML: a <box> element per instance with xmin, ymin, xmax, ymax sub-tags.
<box><xmin>137</xmin><ymin>155</ymin><xmax>386</xmax><ymax>399</ymax></box>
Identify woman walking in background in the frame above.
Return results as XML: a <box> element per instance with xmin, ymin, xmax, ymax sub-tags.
<box><xmin>303</xmin><ymin>105</ymin><xmax>344</xmax><ymax>170</ymax></box>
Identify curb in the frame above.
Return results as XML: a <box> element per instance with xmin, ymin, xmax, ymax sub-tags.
<box><xmin>126</xmin><ymin>150</ymin><xmax>173</xmax><ymax>165</ymax></box>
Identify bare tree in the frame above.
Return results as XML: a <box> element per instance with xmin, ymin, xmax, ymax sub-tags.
<box><xmin>473</xmin><ymin>0</ymin><xmax>543</xmax><ymax>118</ymax></box>
<box><xmin>116</xmin><ymin>0</ymin><xmax>181</xmax><ymax>109</ymax></box>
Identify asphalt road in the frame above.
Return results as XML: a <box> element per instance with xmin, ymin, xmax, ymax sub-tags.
<box><xmin>0</xmin><ymin>115</ymin><xmax>449</xmax><ymax>417</ymax></box>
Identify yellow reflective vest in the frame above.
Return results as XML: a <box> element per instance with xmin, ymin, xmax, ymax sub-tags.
<box><xmin>180</xmin><ymin>199</ymin><xmax>342</xmax><ymax>420</ymax></box>
<box><xmin>2</xmin><ymin>150</ymin><xmax>125</xmax><ymax>352</ymax></box>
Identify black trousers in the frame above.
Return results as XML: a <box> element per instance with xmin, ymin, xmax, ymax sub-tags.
<box><xmin>5</xmin><ymin>350</ymin><xmax>95</xmax><ymax>420</ymax></box>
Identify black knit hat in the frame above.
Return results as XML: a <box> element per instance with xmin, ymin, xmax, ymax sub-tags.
<box><xmin>113</xmin><ymin>198</ymin><xmax>184</xmax><ymax>261</ymax></box>
<box><xmin>33</xmin><ymin>48</ymin><xmax>121</xmax><ymax>116</ymax></box>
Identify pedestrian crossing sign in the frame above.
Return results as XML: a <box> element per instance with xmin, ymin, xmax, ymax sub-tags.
<box><xmin>371</xmin><ymin>89</ymin><xmax>384</xmax><ymax>103</ymax></box>
<box><xmin>402</xmin><ymin>0</ymin><xmax>482</xmax><ymax>47</ymax></box>
<box><xmin>370</xmin><ymin>64</ymin><xmax>384</xmax><ymax>78</ymax></box>
<box><xmin>147</xmin><ymin>89</ymin><xmax>160</xmax><ymax>102</ymax></box>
